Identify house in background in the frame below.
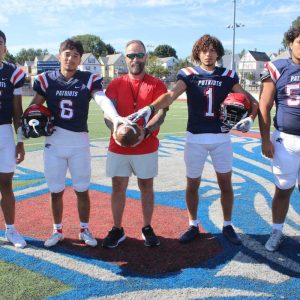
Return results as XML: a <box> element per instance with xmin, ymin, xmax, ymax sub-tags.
<box><xmin>238</xmin><ymin>50</ymin><xmax>270</xmax><ymax>84</ymax></box>
<box><xmin>32</xmin><ymin>54</ymin><xmax>60</xmax><ymax>76</ymax></box>
<box><xmin>274</xmin><ymin>50</ymin><xmax>290</xmax><ymax>60</ymax></box>
<box><xmin>156</xmin><ymin>56</ymin><xmax>179</xmax><ymax>70</ymax></box>
<box><xmin>99</xmin><ymin>53</ymin><xmax>127</xmax><ymax>80</ymax></box>
<box><xmin>23</xmin><ymin>61</ymin><xmax>34</xmax><ymax>77</ymax></box>
<box><xmin>78</xmin><ymin>53</ymin><xmax>101</xmax><ymax>75</ymax></box>
<box><xmin>217</xmin><ymin>54</ymin><xmax>240</xmax><ymax>72</ymax></box>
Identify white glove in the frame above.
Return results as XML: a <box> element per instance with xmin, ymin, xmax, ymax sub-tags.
<box><xmin>233</xmin><ymin>117</ymin><xmax>253</xmax><ymax>133</ymax></box>
<box><xmin>127</xmin><ymin>105</ymin><xmax>154</xmax><ymax>126</ymax></box>
<box><xmin>112</xmin><ymin>116</ymin><xmax>133</xmax><ymax>134</ymax></box>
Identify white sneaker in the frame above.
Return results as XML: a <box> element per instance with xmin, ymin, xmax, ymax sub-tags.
<box><xmin>265</xmin><ymin>229</ymin><xmax>284</xmax><ymax>252</ymax></box>
<box><xmin>44</xmin><ymin>231</ymin><xmax>64</xmax><ymax>248</ymax></box>
<box><xmin>5</xmin><ymin>229</ymin><xmax>27</xmax><ymax>248</ymax></box>
<box><xmin>79</xmin><ymin>229</ymin><xmax>97</xmax><ymax>247</ymax></box>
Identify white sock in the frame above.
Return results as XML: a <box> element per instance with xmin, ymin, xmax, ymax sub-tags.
<box><xmin>189</xmin><ymin>220</ymin><xmax>198</xmax><ymax>227</ymax></box>
<box><xmin>80</xmin><ymin>222</ymin><xmax>89</xmax><ymax>230</ymax></box>
<box><xmin>223</xmin><ymin>220</ymin><xmax>232</xmax><ymax>227</ymax></box>
<box><xmin>53</xmin><ymin>223</ymin><xmax>63</xmax><ymax>232</ymax></box>
<box><xmin>272</xmin><ymin>223</ymin><xmax>283</xmax><ymax>231</ymax></box>
<box><xmin>5</xmin><ymin>224</ymin><xmax>15</xmax><ymax>231</ymax></box>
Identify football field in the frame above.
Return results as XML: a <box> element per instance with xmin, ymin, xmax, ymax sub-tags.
<box><xmin>2</xmin><ymin>93</ymin><xmax>299</xmax><ymax>300</ymax></box>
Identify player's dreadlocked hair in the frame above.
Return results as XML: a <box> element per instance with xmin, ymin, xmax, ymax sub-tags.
<box><xmin>284</xmin><ymin>25</ymin><xmax>300</xmax><ymax>45</ymax></box>
<box><xmin>192</xmin><ymin>34</ymin><xmax>224</xmax><ymax>64</ymax></box>
<box><xmin>59</xmin><ymin>38</ymin><xmax>84</xmax><ymax>57</ymax></box>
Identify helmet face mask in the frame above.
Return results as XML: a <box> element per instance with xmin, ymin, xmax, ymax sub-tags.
<box><xmin>21</xmin><ymin>105</ymin><xmax>54</xmax><ymax>138</ymax></box>
<box><xmin>220</xmin><ymin>93</ymin><xmax>250</xmax><ymax>129</ymax></box>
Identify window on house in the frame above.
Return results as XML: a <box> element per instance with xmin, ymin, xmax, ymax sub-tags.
<box><xmin>88</xmin><ymin>58</ymin><xmax>95</xmax><ymax>63</ymax></box>
<box><xmin>86</xmin><ymin>66</ymin><xmax>90</xmax><ymax>70</ymax></box>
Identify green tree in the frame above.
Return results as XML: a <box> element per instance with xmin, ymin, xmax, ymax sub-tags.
<box><xmin>174</xmin><ymin>58</ymin><xmax>193</xmax><ymax>73</ymax></box>
<box><xmin>15</xmin><ymin>48</ymin><xmax>48</xmax><ymax>65</ymax></box>
<box><xmin>146</xmin><ymin>56</ymin><xmax>170</xmax><ymax>79</ymax></box>
<box><xmin>106</xmin><ymin>43</ymin><xmax>116</xmax><ymax>55</ymax></box>
<box><xmin>239</xmin><ymin>49</ymin><xmax>246</xmax><ymax>58</ymax></box>
<box><xmin>4</xmin><ymin>51</ymin><xmax>16</xmax><ymax>64</ymax></box>
<box><xmin>153</xmin><ymin>44</ymin><xmax>177</xmax><ymax>58</ymax></box>
<box><xmin>73</xmin><ymin>34</ymin><xmax>109</xmax><ymax>57</ymax></box>
<box><xmin>282</xmin><ymin>16</ymin><xmax>300</xmax><ymax>48</ymax></box>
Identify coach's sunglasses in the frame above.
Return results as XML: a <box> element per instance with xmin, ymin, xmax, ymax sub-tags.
<box><xmin>126</xmin><ymin>53</ymin><xmax>145</xmax><ymax>59</ymax></box>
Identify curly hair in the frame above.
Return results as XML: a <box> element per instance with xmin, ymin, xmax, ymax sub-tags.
<box><xmin>192</xmin><ymin>34</ymin><xmax>224</xmax><ymax>64</ymax></box>
<box><xmin>284</xmin><ymin>25</ymin><xmax>300</xmax><ymax>45</ymax></box>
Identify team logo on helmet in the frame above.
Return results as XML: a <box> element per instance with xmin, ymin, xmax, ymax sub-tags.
<box><xmin>21</xmin><ymin>104</ymin><xmax>54</xmax><ymax>138</ymax></box>
<box><xmin>220</xmin><ymin>93</ymin><xmax>250</xmax><ymax>129</ymax></box>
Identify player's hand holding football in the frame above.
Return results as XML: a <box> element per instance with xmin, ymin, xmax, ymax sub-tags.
<box><xmin>127</xmin><ymin>105</ymin><xmax>155</xmax><ymax>125</ymax></box>
<box><xmin>233</xmin><ymin>117</ymin><xmax>253</xmax><ymax>133</ymax></box>
<box><xmin>112</xmin><ymin>116</ymin><xmax>133</xmax><ymax>135</ymax></box>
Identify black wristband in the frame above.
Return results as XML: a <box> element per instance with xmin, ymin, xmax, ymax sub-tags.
<box><xmin>144</xmin><ymin>127</ymin><xmax>150</xmax><ymax>138</ymax></box>
<box><xmin>149</xmin><ymin>105</ymin><xmax>155</xmax><ymax>112</ymax></box>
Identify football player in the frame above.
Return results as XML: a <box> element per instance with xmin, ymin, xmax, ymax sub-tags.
<box><xmin>129</xmin><ymin>35</ymin><xmax>258</xmax><ymax>245</ymax></box>
<box><xmin>29</xmin><ymin>38</ymin><xmax>127</xmax><ymax>248</ymax></box>
<box><xmin>0</xmin><ymin>30</ymin><xmax>27</xmax><ymax>248</ymax></box>
<box><xmin>259</xmin><ymin>24</ymin><xmax>300</xmax><ymax>252</ymax></box>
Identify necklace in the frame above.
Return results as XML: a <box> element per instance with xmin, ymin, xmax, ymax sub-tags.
<box><xmin>128</xmin><ymin>75</ymin><xmax>145</xmax><ymax>112</ymax></box>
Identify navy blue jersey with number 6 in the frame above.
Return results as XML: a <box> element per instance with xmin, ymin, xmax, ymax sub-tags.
<box><xmin>33</xmin><ymin>70</ymin><xmax>103</xmax><ymax>132</ymax></box>
<box><xmin>177</xmin><ymin>66</ymin><xmax>239</xmax><ymax>134</ymax></box>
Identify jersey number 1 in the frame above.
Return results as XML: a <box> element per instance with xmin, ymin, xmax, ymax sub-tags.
<box><xmin>205</xmin><ymin>87</ymin><xmax>214</xmax><ymax>117</ymax></box>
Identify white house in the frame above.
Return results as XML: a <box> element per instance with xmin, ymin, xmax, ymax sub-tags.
<box><xmin>238</xmin><ymin>50</ymin><xmax>270</xmax><ymax>83</ymax></box>
<box><xmin>99</xmin><ymin>53</ymin><xmax>127</xmax><ymax>79</ymax></box>
<box><xmin>156</xmin><ymin>56</ymin><xmax>179</xmax><ymax>70</ymax></box>
<box><xmin>78</xmin><ymin>53</ymin><xmax>101</xmax><ymax>75</ymax></box>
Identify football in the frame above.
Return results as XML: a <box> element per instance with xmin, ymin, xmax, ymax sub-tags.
<box><xmin>115</xmin><ymin>123</ymin><xmax>142</xmax><ymax>147</ymax></box>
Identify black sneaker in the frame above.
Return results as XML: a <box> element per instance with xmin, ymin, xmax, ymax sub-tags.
<box><xmin>222</xmin><ymin>225</ymin><xmax>242</xmax><ymax>245</ymax></box>
<box><xmin>142</xmin><ymin>225</ymin><xmax>160</xmax><ymax>247</ymax></box>
<box><xmin>102</xmin><ymin>226</ymin><xmax>126</xmax><ymax>248</ymax></box>
<box><xmin>179</xmin><ymin>226</ymin><xmax>200</xmax><ymax>243</ymax></box>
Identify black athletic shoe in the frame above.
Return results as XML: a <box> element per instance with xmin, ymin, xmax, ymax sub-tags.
<box><xmin>179</xmin><ymin>226</ymin><xmax>200</xmax><ymax>243</ymax></box>
<box><xmin>102</xmin><ymin>226</ymin><xmax>126</xmax><ymax>248</ymax></box>
<box><xmin>142</xmin><ymin>225</ymin><xmax>160</xmax><ymax>247</ymax></box>
<box><xmin>222</xmin><ymin>225</ymin><xmax>242</xmax><ymax>245</ymax></box>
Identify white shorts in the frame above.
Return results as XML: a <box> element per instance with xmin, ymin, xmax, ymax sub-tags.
<box><xmin>44</xmin><ymin>144</ymin><xmax>91</xmax><ymax>193</ymax></box>
<box><xmin>0</xmin><ymin>125</ymin><xmax>16</xmax><ymax>173</ymax></box>
<box><xmin>106</xmin><ymin>151</ymin><xmax>158</xmax><ymax>179</ymax></box>
<box><xmin>271</xmin><ymin>130</ymin><xmax>300</xmax><ymax>190</ymax></box>
<box><xmin>184</xmin><ymin>140</ymin><xmax>232</xmax><ymax>178</ymax></box>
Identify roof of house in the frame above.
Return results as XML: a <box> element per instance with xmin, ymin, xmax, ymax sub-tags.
<box><xmin>274</xmin><ymin>50</ymin><xmax>290</xmax><ymax>60</ymax></box>
<box><xmin>24</xmin><ymin>61</ymin><xmax>34</xmax><ymax>66</ymax></box>
<box><xmin>80</xmin><ymin>53</ymin><xmax>100</xmax><ymax>64</ymax></box>
<box><xmin>156</xmin><ymin>56</ymin><xmax>178</xmax><ymax>63</ymax></box>
<box><xmin>249</xmin><ymin>51</ymin><xmax>270</xmax><ymax>62</ymax></box>
<box><xmin>102</xmin><ymin>53</ymin><xmax>124</xmax><ymax>65</ymax></box>
<box><xmin>35</xmin><ymin>54</ymin><xmax>59</xmax><ymax>62</ymax></box>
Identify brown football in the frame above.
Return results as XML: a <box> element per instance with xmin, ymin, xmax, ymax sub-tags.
<box><xmin>115</xmin><ymin>123</ymin><xmax>142</xmax><ymax>147</ymax></box>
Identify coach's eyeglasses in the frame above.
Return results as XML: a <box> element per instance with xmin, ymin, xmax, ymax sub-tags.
<box><xmin>126</xmin><ymin>53</ymin><xmax>145</xmax><ymax>60</ymax></box>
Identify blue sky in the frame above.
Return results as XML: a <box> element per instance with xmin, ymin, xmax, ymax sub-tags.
<box><xmin>0</xmin><ymin>0</ymin><xmax>299</xmax><ymax>59</ymax></box>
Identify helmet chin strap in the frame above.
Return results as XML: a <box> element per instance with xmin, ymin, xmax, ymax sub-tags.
<box><xmin>28</xmin><ymin>119</ymin><xmax>40</xmax><ymax>135</ymax></box>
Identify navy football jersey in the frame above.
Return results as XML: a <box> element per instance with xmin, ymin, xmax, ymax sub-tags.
<box><xmin>263</xmin><ymin>59</ymin><xmax>300</xmax><ymax>135</ymax></box>
<box><xmin>0</xmin><ymin>62</ymin><xmax>26</xmax><ymax>125</ymax></box>
<box><xmin>177</xmin><ymin>66</ymin><xmax>239</xmax><ymax>134</ymax></box>
<box><xmin>33</xmin><ymin>70</ymin><xmax>103</xmax><ymax>132</ymax></box>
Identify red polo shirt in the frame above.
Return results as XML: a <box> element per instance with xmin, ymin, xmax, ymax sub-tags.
<box><xmin>106</xmin><ymin>74</ymin><xmax>167</xmax><ymax>155</ymax></box>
